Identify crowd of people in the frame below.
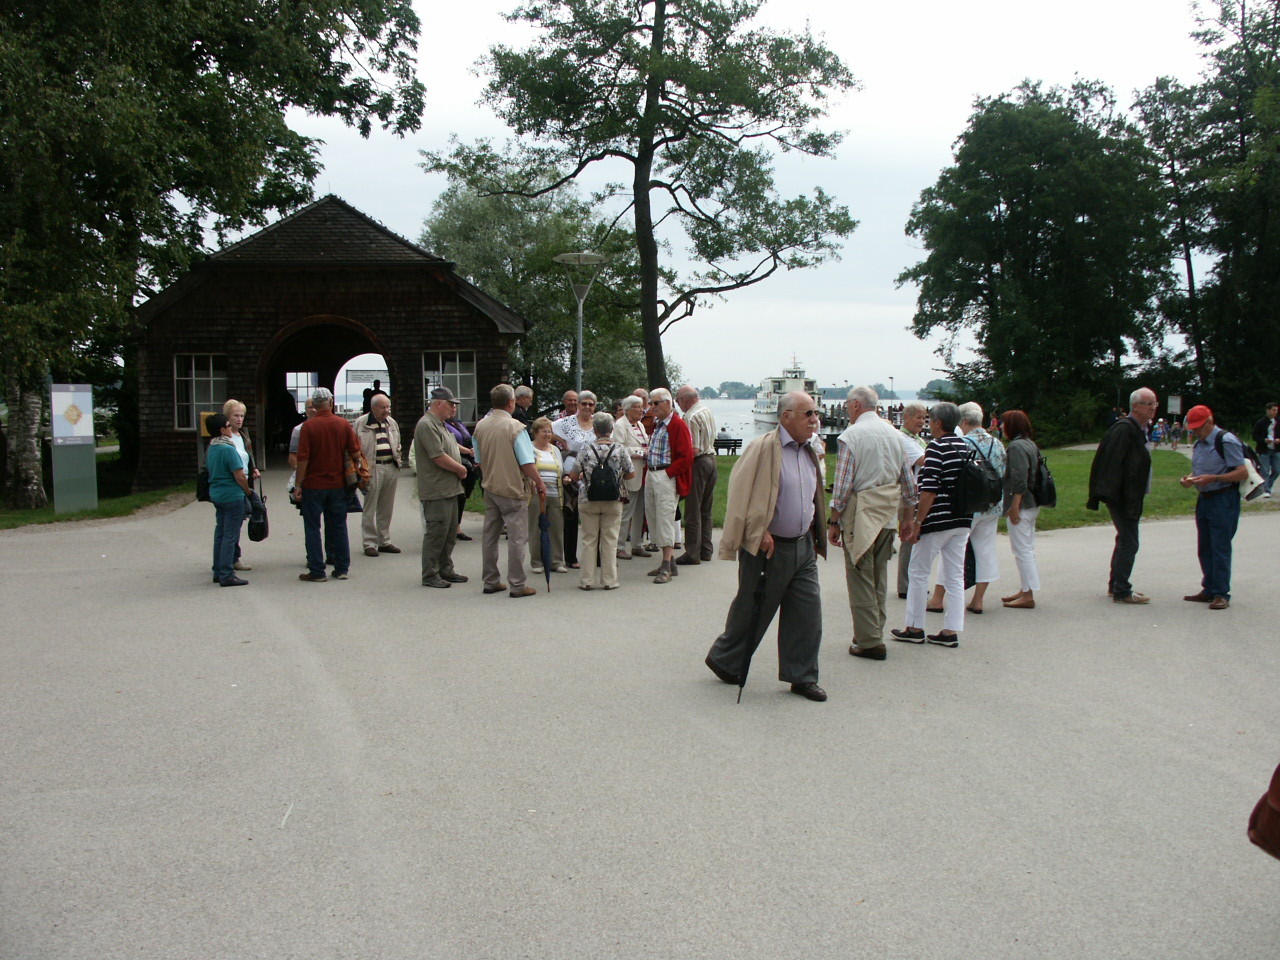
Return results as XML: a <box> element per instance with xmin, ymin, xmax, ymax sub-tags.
<box><xmin>200</xmin><ymin>382</ymin><xmax>1264</xmax><ymax>703</ymax></box>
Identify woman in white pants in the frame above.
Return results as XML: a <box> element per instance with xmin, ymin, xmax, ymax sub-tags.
<box><xmin>1000</xmin><ymin>410</ymin><xmax>1041</xmax><ymax>609</ymax></box>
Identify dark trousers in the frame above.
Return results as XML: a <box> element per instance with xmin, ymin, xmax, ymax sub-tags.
<box><xmin>682</xmin><ymin>454</ymin><xmax>718</xmax><ymax>560</ymax></box>
<box><xmin>1106</xmin><ymin>503</ymin><xmax>1140</xmax><ymax>598</ymax></box>
<box><xmin>421</xmin><ymin>497</ymin><xmax>460</xmax><ymax>582</ymax></box>
<box><xmin>562</xmin><ymin>487</ymin><xmax>579</xmax><ymax>565</ymax></box>
<box><xmin>1196</xmin><ymin>489</ymin><xmax>1240</xmax><ymax>599</ymax></box>
<box><xmin>706</xmin><ymin>534</ymin><xmax>822</xmax><ymax>684</ymax></box>
<box><xmin>302</xmin><ymin>487</ymin><xmax>350</xmax><ymax>576</ymax></box>
<box><xmin>212</xmin><ymin>498</ymin><xmax>246</xmax><ymax>582</ymax></box>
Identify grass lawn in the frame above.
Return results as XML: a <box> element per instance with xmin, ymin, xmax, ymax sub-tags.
<box><xmin>0</xmin><ymin>451</ymin><xmax>194</xmax><ymax>531</ymax></box>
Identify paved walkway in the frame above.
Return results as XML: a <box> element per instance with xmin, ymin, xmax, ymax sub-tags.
<box><xmin>2</xmin><ymin>471</ymin><xmax>1278</xmax><ymax>959</ymax></box>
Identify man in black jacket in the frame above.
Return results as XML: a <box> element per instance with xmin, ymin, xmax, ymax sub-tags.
<box><xmin>1252</xmin><ymin>402</ymin><xmax>1278</xmax><ymax>499</ymax></box>
<box><xmin>1088</xmin><ymin>388</ymin><xmax>1158</xmax><ymax>604</ymax></box>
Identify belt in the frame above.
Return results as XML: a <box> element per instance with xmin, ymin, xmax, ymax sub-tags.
<box><xmin>649</xmin><ymin>463</ymin><xmax>670</xmax><ymax>470</ymax></box>
<box><xmin>771</xmin><ymin>531</ymin><xmax>811</xmax><ymax>544</ymax></box>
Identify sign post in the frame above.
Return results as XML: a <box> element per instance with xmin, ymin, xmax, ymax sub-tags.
<box><xmin>50</xmin><ymin>383</ymin><xmax>98</xmax><ymax>514</ymax></box>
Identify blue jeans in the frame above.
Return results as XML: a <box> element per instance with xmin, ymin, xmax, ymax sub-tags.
<box><xmin>213</xmin><ymin>498</ymin><xmax>247</xmax><ymax>583</ymax></box>
<box><xmin>1196</xmin><ymin>489</ymin><xmax>1240</xmax><ymax>599</ymax></box>
<box><xmin>1259</xmin><ymin>449</ymin><xmax>1280</xmax><ymax>494</ymax></box>
<box><xmin>302</xmin><ymin>487</ymin><xmax>350</xmax><ymax>576</ymax></box>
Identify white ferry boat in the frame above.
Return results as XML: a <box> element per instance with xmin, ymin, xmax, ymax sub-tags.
<box><xmin>752</xmin><ymin>359</ymin><xmax>821</xmax><ymax>427</ymax></box>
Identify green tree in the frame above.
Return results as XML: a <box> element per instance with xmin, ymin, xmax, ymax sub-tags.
<box><xmin>425</xmin><ymin>0</ymin><xmax>857</xmax><ymax>388</ymax></box>
<box><xmin>420</xmin><ymin>184</ymin><xmax>655</xmax><ymax>407</ymax></box>
<box><xmin>0</xmin><ymin>0</ymin><xmax>424</xmax><ymax>507</ymax></box>
<box><xmin>898</xmin><ymin>81</ymin><xmax>1171</xmax><ymax>427</ymax></box>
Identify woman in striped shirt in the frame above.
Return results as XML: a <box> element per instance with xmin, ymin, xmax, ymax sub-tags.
<box><xmin>893</xmin><ymin>402</ymin><xmax>972</xmax><ymax>647</ymax></box>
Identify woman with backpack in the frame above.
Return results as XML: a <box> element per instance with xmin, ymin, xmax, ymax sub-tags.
<box><xmin>1000</xmin><ymin>410</ymin><xmax>1041</xmax><ymax>610</ymax></box>
<box><xmin>568</xmin><ymin>412</ymin><xmax>634</xmax><ymax>591</ymax></box>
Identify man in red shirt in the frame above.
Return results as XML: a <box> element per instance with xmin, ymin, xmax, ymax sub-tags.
<box><xmin>292</xmin><ymin>387</ymin><xmax>361</xmax><ymax>582</ymax></box>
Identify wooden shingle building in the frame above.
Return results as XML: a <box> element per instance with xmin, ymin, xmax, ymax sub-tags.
<box><xmin>133</xmin><ymin>195</ymin><xmax>524</xmax><ymax>490</ymax></box>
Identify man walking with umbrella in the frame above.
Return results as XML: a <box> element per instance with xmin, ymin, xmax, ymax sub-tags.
<box><xmin>704</xmin><ymin>391</ymin><xmax>828</xmax><ymax>702</ymax></box>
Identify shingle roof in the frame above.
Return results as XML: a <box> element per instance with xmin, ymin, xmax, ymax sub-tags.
<box><xmin>211</xmin><ymin>194</ymin><xmax>447</xmax><ymax>265</ymax></box>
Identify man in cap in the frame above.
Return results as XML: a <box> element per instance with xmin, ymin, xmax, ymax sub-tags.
<box><xmin>414</xmin><ymin>387</ymin><xmax>470</xmax><ymax>588</ymax></box>
<box><xmin>292</xmin><ymin>387</ymin><xmax>361</xmax><ymax>582</ymax></box>
<box><xmin>473</xmin><ymin>383</ymin><xmax>548</xmax><ymax>597</ymax></box>
<box><xmin>355</xmin><ymin>392</ymin><xmax>403</xmax><ymax>557</ymax></box>
<box><xmin>1180</xmin><ymin>404</ymin><xmax>1248</xmax><ymax>610</ymax></box>
<box><xmin>1088</xmin><ymin>387</ymin><xmax>1158</xmax><ymax>604</ymax></box>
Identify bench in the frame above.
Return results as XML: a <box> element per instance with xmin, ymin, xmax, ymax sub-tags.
<box><xmin>714</xmin><ymin>437</ymin><xmax>743</xmax><ymax>456</ymax></box>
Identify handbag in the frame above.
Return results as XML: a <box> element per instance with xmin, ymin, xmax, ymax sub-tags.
<box><xmin>344</xmin><ymin>448</ymin><xmax>371</xmax><ymax>492</ymax></box>
<box><xmin>247</xmin><ymin>477</ymin><xmax>269</xmax><ymax>542</ymax></box>
<box><xmin>196</xmin><ymin>468</ymin><xmax>211</xmax><ymax>502</ymax></box>
<box><xmin>1248</xmin><ymin>761</ymin><xmax>1280</xmax><ymax>861</ymax></box>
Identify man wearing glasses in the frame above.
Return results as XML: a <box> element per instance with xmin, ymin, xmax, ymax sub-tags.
<box><xmin>1088</xmin><ymin>387</ymin><xmax>1158</xmax><ymax>604</ymax></box>
<box><xmin>705</xmin><ymin>391</ymin><xmax>828</xmax><ymax>701</ymax></box>
<box><xmin>643</xmin><ymin>388</ymin><xmax>694</xmax><ymax>583</ymax></box>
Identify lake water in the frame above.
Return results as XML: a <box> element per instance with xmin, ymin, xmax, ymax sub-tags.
<box><xmin>704</xmin><ymin>393</ymin><xmax>920</xmax><ymax>441</ymax></box>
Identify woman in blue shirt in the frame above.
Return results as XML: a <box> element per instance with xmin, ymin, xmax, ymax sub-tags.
<box><xmin>205</xmin><ymin>413</ymin><xmax>254</xmax><ymax>586</ymax></box>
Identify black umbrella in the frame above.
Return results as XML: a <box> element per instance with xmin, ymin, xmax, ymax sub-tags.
<box><xmin>735</xmin><ymin>560</ymin><xmax>772</xmax><ymax>703</ymax></box>
<box><xmin>538</xmin><ymin>502</ymin><xmax>553</xmax><ymax>592</ymax></box>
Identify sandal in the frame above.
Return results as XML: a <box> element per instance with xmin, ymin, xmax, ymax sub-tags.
<box><xmin>966</xmin><ymin>605</ymin><xmax>983</xmax><ymax>614</ymax></box>
<box><xmin>926</xmin><ymin>605</ymin><xmax>944</xmax><ymax>613</ymax></box>
<box><xmin>1003</xmin><ymin>597</ymin><xmax>1035</xmax><ymax>609</ymax></box>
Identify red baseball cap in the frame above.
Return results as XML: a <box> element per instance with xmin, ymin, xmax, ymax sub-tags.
<box><xmin>1184</xmin><ymin>405</ymin><xmax>1212</xmax><ymax>430</ymax></box>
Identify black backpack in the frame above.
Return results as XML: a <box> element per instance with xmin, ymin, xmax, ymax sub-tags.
<box><xmin>954</xmin><ymin>439</ymin><xmax>1003</xmax><ymax>515</ymax></box>
<box><xmin>585</xmin><ymin>444</ymin><xmax>621</xmax><ymax>502</ymax></box>
<box><xmin>1032</xmin><ymin>452</ymin><xmax>1057</xmax><ymax>508</ymax></box>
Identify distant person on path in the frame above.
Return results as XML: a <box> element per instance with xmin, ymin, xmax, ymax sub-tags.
<box><xmin>292</xmin><ymin>387</ymin><xmax>360</xmax><ymax>582</ymax></box>
<box><xmin>474</xmin><ymin>383</ymin><xmax>547</xmax><ymax>598</ymax></box>
<box><xmin>613</xmin><ymin>395</ymin><xmax>650</xmax><ymax>559</ymax></box>
<box><xmin>643</xmin><ymin>388</ymin><xmax>694</xmax><ymax>584</ymax></box>
<box><xmin>204</xmin><ymin>413</ymin><xmax>254</xmax><ymax>587</ymax></box>
<box><xmin>705</xmin><ymin>391</ymin><xmax>828</xmax><ymax>701</ymax></box>
<box><xmin>355</xmin><ymin>393</ymin><xmax>402</xmax><ymax>558</ymax></box>
<box><xmin>675</xmin><ymin>384</ymin><xmax>717</xmax><ymax>565</ymax></box>
<box><xmin>893</xmin><ymin>402</ymin><xmax>971</xmax><ymax>648</ymax></box>
<box><xmin>413</xmin><ymin>388</ymin><xmax>469</xmax><ymax>589</ymax></box>
<box><xmin>1180</xmin><ymin>404</ymin><xmax>1248</xmax><ymax>610</ymax></box>
<box><xmin>896</xmin><ymin>402</ymin><xmax>929</xmax><ymax>599</ymax></box>
<box><xmin>1088</xmin><ymin>387</ymin><xmax>1157</xmax><ymax>604</ymax></box>
<box><xmin>828</xmin><ymin>386</ymin><xmax>915</xmax><ymax>662</ymax></box>
<box><xmin>1252</xmin><ymin>402</ymin><xmax>1279</xmax><ymax>498</ymax></box>
<box><xmin>999</xmin><ymin>410</ymin><xmax>1042</xmax><ymax>610</ymax></box>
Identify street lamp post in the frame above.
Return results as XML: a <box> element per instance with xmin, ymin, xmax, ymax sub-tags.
<box><xmin>553</xmin><ymin>252</ymin><xmax>609</xmax><ymax>392</ymax></box>
<box><xmin>889</xmin><ymin>376</ymin><xmax>895</xmax><ymax>399</ymax></box>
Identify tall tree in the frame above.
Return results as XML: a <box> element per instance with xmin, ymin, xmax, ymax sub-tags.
<box><xmin>898</xmin><ymin>81</ymin><xmax>1172</xmax><ymax>425</ymax></box>
<box><xmin>0</xmin><ymin>0</ymin><xmax>425</xmax><ymax>507</ymax></box>
<box><xmin>426</xmin><ymin>0</ymin><xmax>857</xmax><ymax>388</ymax></box>
<box><xmin>420</xmin><ymin>184</ymin><xmax>658</xmax><ymax>405</ymax></box>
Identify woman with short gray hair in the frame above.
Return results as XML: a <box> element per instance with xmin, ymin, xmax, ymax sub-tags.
<box><xmin>568</xmin><ymin>412</ymin><xmax>634</xmax><ymax>589</ymax></box>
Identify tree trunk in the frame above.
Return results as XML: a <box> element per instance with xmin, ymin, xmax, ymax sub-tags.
<box><xmin>3</xmin><ymin>375</ymin><xmax>48</xmax><ymax>509</ymax></box>
<box><xmin>634</xmin><ymin>0</ymin><xmax>668</xmax><ymax>390</ymax></box>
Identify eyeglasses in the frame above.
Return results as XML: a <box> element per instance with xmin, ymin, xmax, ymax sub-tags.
<box><xmin>790</xmin><ymin>409</ymin><xmax>820</xmax><ymax>417</ymax></box>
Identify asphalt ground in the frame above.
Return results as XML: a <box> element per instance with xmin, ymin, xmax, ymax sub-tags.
<box><xmin>2</xmin><ymin>469</ymin><xmax>1278</xmax><ymax>960</ymax></box>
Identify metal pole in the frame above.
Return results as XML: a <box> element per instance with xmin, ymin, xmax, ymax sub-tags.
<box><xmin>575</xmin><ymin>292</ymin><xmax>585</xmax><ymax>393</ymax></box>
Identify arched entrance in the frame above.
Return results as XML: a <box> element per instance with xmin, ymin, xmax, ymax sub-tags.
<box><xmin>255</xmin><ymin>314</ymin><xmax>395</xmax><ymax>462</ymax></box>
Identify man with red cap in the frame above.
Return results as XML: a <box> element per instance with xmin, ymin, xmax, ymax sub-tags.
<box><xmin>1179</xmin><ymin>404</ymin><xmax>1248</xmax><ymax>610</ymax></box>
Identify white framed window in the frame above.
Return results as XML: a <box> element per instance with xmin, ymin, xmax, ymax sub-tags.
<box><xmin>174</xmin><ymin>354</ymin><xmax>227</xmax><ymax>430</ymax></box>
<box><xmin>286</xmin><ymin>372</ymin><xmax>318</xmax><ymax>414</ymax></box>
<box><xmin>422</xmin><ymin>351</ymin><xmax>477</xmax><ymax>422</ymax></box>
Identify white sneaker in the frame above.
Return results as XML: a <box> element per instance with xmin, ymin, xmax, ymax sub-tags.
<box><xmin>1265</xmin><ymin>491</ymin><xmax>1272</xmax><ymax>499</ymax></box>
<box><xmin>234</xmin><ymin>560</ymin><xmax>252</xmax><ymax>571</ymax></box>
<box><xmin>530</xmin><ymin>563</ymin><xmax>544</xmax><ymax>574</ymax></box>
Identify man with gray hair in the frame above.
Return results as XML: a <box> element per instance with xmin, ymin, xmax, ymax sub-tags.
<box><xmin>675</xmin><ymin>384</ymin><xmax>717</xmax><ymax>564</ymax></box>
<box><xmin>292</xmin><ymin>387</ymin><xmax>361</xmax><ymax>582</ymax></box>
<box><xmin>413</xmin><ymin>387</ymin><xmax>470</xmax><ymax>588</ymax></box>
<box><xmin>1088</xmin><ymin>387</ymin><xmax>1158</xmax><ymax>603</ymax></box>
<box><xmin>513</xmin><ymin>385</ymin><xmax>534</xmax><ymax>425</ymax></box>
<box><xmin>644</xmin><ymin>387</ymin><xmax>694</xmax><ymax>583</ymax></box>
<box><xmin>355</xmin><ymin>392</ymin><xmax>403</xmax><ymax>557</ymax></box>
<box><xmin>828</xmin><ymin>386</ymin><xmax>915</xmax><ymax>661</ymax></box>
<box><xmin>474</xmin><ymin>383</ymin><xmax>548</xmax><ymax>597</ymax></box>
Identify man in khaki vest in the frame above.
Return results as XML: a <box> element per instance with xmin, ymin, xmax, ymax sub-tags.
<box><xmin>473</xmin><ymin>383</ymin><xmax>548</xmax><ymax>597</ymax></box>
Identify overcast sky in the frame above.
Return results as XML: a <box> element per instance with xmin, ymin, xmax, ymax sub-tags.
<box><xmin>295</xmin><ymin>0</ymin><xmax>1207</xmax><ymax>393</ymax></box>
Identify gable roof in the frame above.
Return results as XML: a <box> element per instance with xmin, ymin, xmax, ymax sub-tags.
<box><xmin>135</xmin><ymin>195</ymin><xmax>524</xmax><ymax>334</ymax></box>
<box><xmin>211</xmin><ymin>194</ymin><xmax>447</xmax><ymax>266</ymax></box>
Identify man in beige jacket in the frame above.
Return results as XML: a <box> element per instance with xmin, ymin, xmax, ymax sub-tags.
<box><xmin>704</xmin><ymin>391</ymin><xmax>828</xmax><ymax>702</ymax></box>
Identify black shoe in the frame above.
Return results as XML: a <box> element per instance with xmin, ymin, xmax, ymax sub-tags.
<box><xmin>790</xmin><ymin>681</ymin><xmax>827</xmax><ymax>701</ymax></box>
<box><xmin>299</xmin><ymin>572</ymin><xmax>328</xmax><ymax>583</ymax></box>
<box><xmin>456</xmin><ymin>532</ymin><xmax>473</xmax><ymax>541</ymax></box>
<box><xmin>926</xmin><ymin>632</ymin><xmax>959</xmax><ymax>647</ymax></box>
<box><xmin>441</xmin><ymin>572</ymin><xmax>469</xmax><ymax>583</ymax></box>
<box><xmin>849</xmin><ymin>644</ymin><xmax>887</xmax><ymax>660</ymax></box>
<box><xmin>705</xmin><ymin>655</ymin><xmax>740</xmax><ymax>685</ymax></box>
<box><xmin>890</xmin><ymin>627</ymin><xmax>925</xmax><ymax>643</ymax></box>
<box><xmin>674</xmin><ymin>555</ymin><xmax>701</xmax><ymax>565</ymax></box>
<box><xmin>897</xmin><ymin>592</ymin><xmax>907</xmax><ymax>599</ymax></box>
<box><xmin>219</xmin><ymin>576</ymin><xmax>249</xmax><ymax>587</ymax></box>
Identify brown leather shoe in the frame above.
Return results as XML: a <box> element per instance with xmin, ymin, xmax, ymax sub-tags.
<box><xmin>1113</xmin><ymin>592</ymin><xmax>1150</xmax><ymax>604</ymax></box>
<box><xmin>1209</xmin><ymin>596</ymin><xmax>1230</xmax><ymax>610</ymax></box>
<box><xmin>364</xmin><ymin>546</ymin><xmax>379</xmax><ymax>557</ymax></box>
<box><xmin>790</xmin><ymin>681</ymin><xmax>827</xmax><ymax>702</ymax></box>
<box><xmin>509</xmin><ymin>586</ymin><xmax>537</xmax><ymax>598</ymax></box>
<box><xmin>1184</xmin><ymin>591</ymin><xmax>1212</xmax><ymax>602</ymax></box>
<box><xmin>378</xmin><ymin>544</ymin><xmax>401</xmax><ymax>554</ymax></box>
<box><xmin>849</xmin><ymin>644</ymin><xmax>887</xmax><ymax>660</ymax></box>
<box><xmin>483</xmin><ymin>583</ymin><xmax>508</xmax><ymax>594</ymax></box>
